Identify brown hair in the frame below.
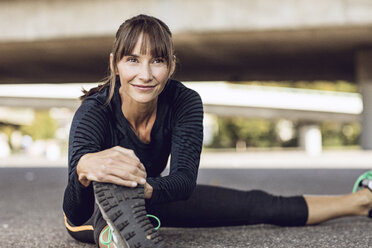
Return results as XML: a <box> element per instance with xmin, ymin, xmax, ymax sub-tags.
<box><xmin>80</xmin><ymin>14</ymin><xmax>175</xmax><ymax>104</ymax></box>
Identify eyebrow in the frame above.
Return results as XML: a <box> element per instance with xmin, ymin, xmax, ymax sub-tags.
<box><xmin>127</xmin><ymin>54</ymin><xmax>164</xmax><ymax>59</ymax></box>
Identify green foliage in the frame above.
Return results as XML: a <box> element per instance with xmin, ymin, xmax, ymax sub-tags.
<box><xmin>209</xmin><ymin>117</ymin><xmax>282</xmax><ymax>148</ymax></box>
<box><xmin>206</xmin><ymin>80</ymin><xmax>360</xmax><ymax>149</ymax></box>
<box><xmin>0</xmin><ymin>126</ymin><xmax>14</xmax><ymax>138</ymax></box>
<box><xmin>321</xmin><ymin>122</ymin><xmax>360</xmax><ymax>147</ymax></box>
<box><xmin>207</xmin><ymin>117</ymin><xmax>360</xmax><ymax>149</ymax></box>
<box><xmin>21</xmin><ymin>110</ymin><xmax>57</xmax><ymax>140</ymax></box>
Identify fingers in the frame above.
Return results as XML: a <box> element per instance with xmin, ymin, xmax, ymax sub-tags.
<box><xmin>144</xmin><ymin>182</ymin><xmax>153</xmax><ymax>199</ymax></box>
<box><xmin>108</xmin><ymin>166</ymin><xmax>146</xmax><ymax>185</ymax></box>
<box><xmin>111</xmin><ymin>145</ymin><xmax>147</xmax><ymax>171</ymax></box>
<box><xmin>110</xmin><ymin>146</ymin><xmax>146</xmax><ymax>173</ymax></box>
<box><xmin>103</xmin><ymin>147</ymin><xmax>147</xmax><ymax>185</ymax></box>
<box><xmin>85</xmin><ymin>146</ymin><xmax>148</xmax><ymax>187</ymax></box>
<box><xmin>104</xmin><ymin>174</ymin><xmax>141</xmax><ymax>188</ymax></box>
<box><xmin>103</xmin><ymin>155</ymin><xmax>147</xmax><ymax>179</ymax></box>
<box><xmin>138</xmin><ymin>161</ymin><xmax>146</xmax><ymax>172</ymax></box>
<box><xmin>113</xmin><ymin>146</ymin><xmax>140</xmax><ymax>162</ymax></box>
<box><xmin>89</xmin><ymin>166</ymin><xmax>146</xmax><ymax>187</ymax></box>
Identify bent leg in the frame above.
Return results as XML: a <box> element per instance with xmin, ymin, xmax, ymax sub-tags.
<box><xmin>63</xmin><ymin>212</ymin><xmax>95</xmax><ymax>244</ymax></box>
<box><xmin>147</xmin><ymin>184</ymin><xmax>308</xmax><ymax>227</ymax></box>
<box><xmin>64</xmin><ymin>204</ymin><xmax>109</xmax><ymax>247</ymax></box>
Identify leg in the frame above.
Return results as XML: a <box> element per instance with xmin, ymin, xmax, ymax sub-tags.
<box><xmin>64</xmin><ymin>205</ymin><xmax>110</xmax><ymax>247</ymax></box>
<box><xmin>147</xmin><ymin>184</ymin><xmax>308</xmax><ymax>227</ymax></box>
<box><xmin>305</xmin><ymin>188</ymin><xmax>372</xmax><ymax>224</ymax></box>
<box><xmin>93</xmin><ymin>207</ymin><xmax>112</xmax><ymax>248</ymax></box>
<box><xmin>63</xmin><ymin>212</ymin><xmax>95</xmax><ymax>244</ymax></box>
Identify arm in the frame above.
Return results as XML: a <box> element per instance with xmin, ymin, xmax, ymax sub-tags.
<box><xmin>147</xmin><ymin>89</ymin><xmax>204</xmax><ymax>204</ymax></box>
<box><xmin>63</xmin><ymin>102</ymin><xmax>147</xmax><ymax>225</ymax></box>
<box><xmin>63</xmin><ymin>101</ymin><xmax>105</xmax><ymax>225</ymax></box>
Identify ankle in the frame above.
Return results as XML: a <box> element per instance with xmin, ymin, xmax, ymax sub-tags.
<box><xmin>354</xmin><ymin>188</ymin><xmax>372</xmax><ymax>216</ymax></box>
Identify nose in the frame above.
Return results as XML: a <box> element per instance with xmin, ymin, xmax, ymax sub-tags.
<box><xmin>138</xmin><ymin>63</ymin><xmax>153</xmax><ymax>82</ymax></box>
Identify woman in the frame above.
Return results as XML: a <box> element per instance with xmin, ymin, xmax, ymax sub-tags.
<box><xmin>63</xmin><ymin>14</ymin><xmax>372</xmax><ymax>248</ymax></box>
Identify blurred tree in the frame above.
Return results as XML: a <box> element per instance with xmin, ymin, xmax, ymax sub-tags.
<box><xmin>320</xmin><ymin>122</ymin><xmax>360</xmax><ymax>148</ymax></box>
<box><xmin>209</xmin><ymin>117</ymin><xmax>281</xmax><ymax>149</ymax></box>
<box><xmin>0</xmin><ymin>125</ymin><xmax>14</xmax><ymax>139</ymax></box>
<box><xmin>341</xmin><ymin>123</ymin><xmax>360</xmax><ymax>146</ymax></box>
<box><xmin>21</xmin><ymin>110</ymin><xmax>57</xmax><ymax>140</ymax></box>
<box><xmin>206</xmin><ymin>80</ymin><xmax>360</xmax><ymax>149</ymax></box>
<box><xmin>207</xmin><ymin>117</ymin><xmax>360</xmax><ymax>149</ymax></box>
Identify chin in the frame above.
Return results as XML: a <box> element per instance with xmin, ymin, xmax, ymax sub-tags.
<box><xmin>133</xmin><ymin>95</ymin><xmax>157</xmax><ymax>104</ymax></box>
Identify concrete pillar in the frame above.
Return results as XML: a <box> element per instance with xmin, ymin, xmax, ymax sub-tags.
<box><xmin>299</xmin><ymin>124</ymin><xmax>322</xmax><ymax>156</ymax></box>
<box><xmin>356</xmin><ymin>49</ymin><xmax>372</xmax><ymax>150</ymax></box>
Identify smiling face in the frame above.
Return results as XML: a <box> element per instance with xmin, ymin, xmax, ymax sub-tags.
<box><xmin>114</xmin><ymin>34</ymin><xmax>174</xmax><ymax>105</ymax></box>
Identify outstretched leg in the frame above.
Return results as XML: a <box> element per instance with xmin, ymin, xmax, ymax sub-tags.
<box><xmin>147</xmin><ymin>185</ymin><xmax>372</xmax><ymax>228</ymax></box>
<box><xmin>147</xmin><ymin>185</ymin><xmax>308</xmax><ymax>227</ymax></box>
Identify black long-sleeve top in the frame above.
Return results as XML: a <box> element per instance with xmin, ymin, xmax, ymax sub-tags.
<box><xmin>63</xmin><ymin>79</ymin><xmax>204</xmax><ymax>226</ymax></box>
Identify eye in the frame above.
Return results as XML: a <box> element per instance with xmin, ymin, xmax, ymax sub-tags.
<box><xmin>153</xmin><ymin>58</ymin><xmax>165</xmax><ymax>64</ymax></box>
<box><xmin>126</xmin><ymin>57</ymin><xmax>138</xmax><ymax>63</ymax></box>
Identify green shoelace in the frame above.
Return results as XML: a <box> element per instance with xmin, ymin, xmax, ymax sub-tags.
<box><xmin>100</xmin><ymin>225</ymin><xmax>112</xmax><ymax>247</ymax></box>
<box><xmin>99</xmin><ymin>214</ymin><xmax>161</xmax><ymax>247</ymax></box>
<box><xmin>352</xmin><ymin>170</ymin><xmax>372</xmax><ymax>193</ymax></box>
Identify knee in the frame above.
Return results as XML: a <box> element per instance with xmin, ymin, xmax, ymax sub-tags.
<box><xmin>257</xmin><ymin>193</ymin><xmax>308</xmax><ymax>226</ymax></box>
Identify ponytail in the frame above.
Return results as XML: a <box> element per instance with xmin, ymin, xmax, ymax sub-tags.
<box><xmin>80</xmin><ymin>70</ymin><xmax>118</xmax><ymax>106</ymax></box>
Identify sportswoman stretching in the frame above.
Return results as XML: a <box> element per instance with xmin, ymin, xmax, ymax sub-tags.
<box><xmin>63</xmin><ymin>14</ymin><xmax>372</xmax><ymax>248</ymax></box>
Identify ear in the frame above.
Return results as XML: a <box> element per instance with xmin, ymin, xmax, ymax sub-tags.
<box><xmin>110</xmin><ymin>53</ymin><xmax>118</xmax><ymax>75</ymax></box>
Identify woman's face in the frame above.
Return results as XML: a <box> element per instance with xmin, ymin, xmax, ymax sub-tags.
<box><xmin>115</xmin><ymin>34</ymin><xmax>173</xmax><ymax>105</ymax></box>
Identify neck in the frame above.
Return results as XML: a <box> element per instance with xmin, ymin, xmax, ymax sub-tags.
<box><xmin>120</xmin><ymin>93</ymin><xmax>157</xmax><ymax>132</ymax></box>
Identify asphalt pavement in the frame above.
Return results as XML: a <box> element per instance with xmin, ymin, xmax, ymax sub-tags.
<box><xmin>0</xmin><ymin>165</ymin><xmax>371</xmax><ymax>248</ymax></box>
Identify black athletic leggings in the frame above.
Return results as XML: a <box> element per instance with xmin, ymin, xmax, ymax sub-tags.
<box><xmin>64</xmin><ymin>185</ymin><xmax>308</xmax><ymax>245</ymax></box>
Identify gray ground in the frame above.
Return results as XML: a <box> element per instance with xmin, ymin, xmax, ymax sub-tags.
<box><xmin>0</xmin><ymin>167</ymin><xmax>371</xmax><ymax>248</ymax></box>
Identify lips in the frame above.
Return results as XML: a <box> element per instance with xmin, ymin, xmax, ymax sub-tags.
<box><xmin>132</xmin><ymin>84</ymin><xmax>156</xmax><ymax>89</ymax></box>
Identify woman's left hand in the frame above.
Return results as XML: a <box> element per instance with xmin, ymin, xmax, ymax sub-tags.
<box><xmin>144</xmin><ymin>182</ymin><xmax>153</xmax><ymax>199</ymax></box>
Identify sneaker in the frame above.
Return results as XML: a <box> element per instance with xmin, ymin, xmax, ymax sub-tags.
<box><xmin>93</xmin><ymin>182</ymin><xmax>165</xmax><ymax>248</ymax></box>
<box><xmin>352</xmin><ymin>170</ymin><xmax>372</xmax><ymax>218</ymax></box>
<box><xmin>352</xmin><ymin>170</ymin><xmax>372</xmax><ymax>193</ymax></box>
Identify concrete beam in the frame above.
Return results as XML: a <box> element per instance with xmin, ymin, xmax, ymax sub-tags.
<box><xmin>2</xmin><ymin>0</ymin><xmax>372</xmax><ymax>42</ymax></box>
<box><xmin>2</xmin><ymin>25</ymin><xmax>371</xmax><ymax>83</ymax></box>
<box><xmin>1</xmin><ymin>0</ymin><xmax>372</xmax><ymax>83</ymax></box>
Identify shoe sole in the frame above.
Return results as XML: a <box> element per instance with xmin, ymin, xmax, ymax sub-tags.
<box><xmin>93</xmin><ymin>182</ymin><xmax>165</xmax><ymax>248</ymax></box>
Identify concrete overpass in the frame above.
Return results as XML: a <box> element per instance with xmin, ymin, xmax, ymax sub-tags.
<box><xmin>1</xmin><ymin>0</ymin><xmax>372</xmax><ymax>148</ymax></box>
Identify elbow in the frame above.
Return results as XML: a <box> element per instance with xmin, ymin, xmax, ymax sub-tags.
<box><xmin>179</xmin><ymin>180</ymin><xmax>197</xmax><ymax>201</ymax></box>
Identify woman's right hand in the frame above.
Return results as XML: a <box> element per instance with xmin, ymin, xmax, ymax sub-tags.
<box><xmin>76</xmin><ymin>146</ymin><xmax>147</xmax><ymax>188</ymax></box>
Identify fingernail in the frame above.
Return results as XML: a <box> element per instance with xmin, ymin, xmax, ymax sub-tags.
<box><xmin>132</xmin><ymin>182</ymin><xmax>137</xmax><ymax>187</ymax></box>
<box><xmin>140</xmin><ymin>178</ymin><xmax>146</xmax><ymax>184</ymax></box>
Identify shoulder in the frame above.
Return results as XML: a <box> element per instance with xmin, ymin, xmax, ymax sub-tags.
<box><xmin>82</xmin><ymin>84</ymin><xmax>111</xmax><ymax>106</ymax></box>
<box><xmin>163</xmin><ymin>79</ymin><xmax>203</xmax><ymax>106</ymax></box>
<box><xmin>162</xmin><ymin>79</ymin><xmax>203</xmax><ymax>122</ymax></box>
<box><xmin>72</xmin><ymin>87</ymin><xmax>113</xmax><ymax>127</ymax></box>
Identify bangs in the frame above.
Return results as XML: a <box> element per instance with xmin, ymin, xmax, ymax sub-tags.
<box><xmin>117</xmin><ymin>20</ymin><xmax>172</xmax><ymax>64</ymax></box>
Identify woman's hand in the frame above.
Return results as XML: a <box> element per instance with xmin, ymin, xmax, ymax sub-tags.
<box><xmin>76</xmin><ymin>146</ymin><xmax>147</xmax><ymax>189</ymax></box>
<box><xmin>144</xmin><ymin>182</ymin><xmax>153</xmax><ymax>199</ymax></box>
